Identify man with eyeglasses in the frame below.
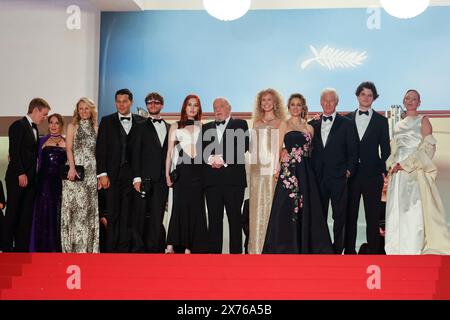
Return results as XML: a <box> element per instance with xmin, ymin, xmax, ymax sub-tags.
<box><xmin>130</xmin><ymin>92</ymin><xmax>169</xmax><ymax>253</ymax></box>
<box><xmin>96</xmin><ymin>88</ymin><xmax>145</xmax><ymax>253</ymax></box>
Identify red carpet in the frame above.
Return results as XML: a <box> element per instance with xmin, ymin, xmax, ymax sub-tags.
<box><xmin>0</xmin><ymin>253</ymin><xmax>449</xmax><ymax>300</ymax></box>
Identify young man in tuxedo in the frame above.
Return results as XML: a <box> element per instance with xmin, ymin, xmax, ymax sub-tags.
<box><xmin>344</xmin><ymin>82</ymin><xmax>390</xmax><ymax>254</ymax></box>
<box><xmin>96</xmin><ymin>88</ymin><xmax>144</xmax><ymax>253</ymax></box>
<box><xmin>131</xmin><ymin>92</ymin><xmax>169</xmax><ymax>253</ymax></box>
<box><xmin>203</xmin><ymin>97</ymin><xmax>249</xmax><ymax>254</ymax></box>
<box><xmin>310</xmin><ymin>89</ymin><xmax>358</xmax><ymax>254</ymax></box>
<box><xmin>2</xmin><ymin>98</ymin><xmax>50</xmax><ymax>252</ymax></box>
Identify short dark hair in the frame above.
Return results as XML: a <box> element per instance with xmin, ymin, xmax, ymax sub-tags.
<box><xmin>27</xmin><ymin>98</ymin><xmax>51</xmax><ymax>114</ymax></box>
<box><xmin>355</xmin><ymin>81</ymin><xmax>379</xmax><ymax>100</ymax></box>
<box><xmin>115</xmin><ymin>88</ymin><xmax>133</xmax><ymax>101</ymax></box>
<box><xmin>145</xmin><ymin>92</ymin><xmax>164</xmax><ymax>105</ymax></box>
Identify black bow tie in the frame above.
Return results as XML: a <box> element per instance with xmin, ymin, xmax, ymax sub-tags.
<box><xmin>184</xmin><ymin>119</ymin><xmax>195</xmax><ymax>126</ymax></box>
<box><xmin>323</xmin><ymin>116</ymin><xmax>333</xmax><ymax>122</ymax></box>
<box><xmin>215</xmin><ymin>120</ymin><xmax>226</xmax><ymax>126</ymax></box>
<box><xmin>151</xmin><ymin>118</ymin><xmax>163</xmax><ymax>123</ymax></box>
<box><xmin>120</xmin><ymin>116</ymin><xmax>131</xmax><ymax>121</ymax></box>
<box><xmin>31</xmin><ymin>122</ymin><xmax>38</xmax><ymax>130</ymax></box>
<box><xmin>359</xmin><ymin>110</ymin><xmax>369</xmax><ymax>116</ymax></box>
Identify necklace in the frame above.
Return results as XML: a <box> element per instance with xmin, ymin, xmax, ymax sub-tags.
<box><xmin>262</xmin><ymin>117</ymin><xmax>276</xmax><ymax>123</ymax></box>
<box><xmin>289</xmin><ymin>118</ymin><xmax>306</xmax><ymax>129</ymax></box>
<box><xmin>49</xmin><ymin>135</ymin><xmax>63</xmax><ymax>147</ymax></box>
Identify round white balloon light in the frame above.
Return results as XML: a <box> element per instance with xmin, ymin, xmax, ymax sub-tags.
<box><xmin>380</xmin><ymin>0</ymin><xmax>430</xmax><ymax>19</ymax></box>
<box><xmin>203</xmin><ymin>0</ymin><xmax>251</xmax><ymax>21</ymax></box>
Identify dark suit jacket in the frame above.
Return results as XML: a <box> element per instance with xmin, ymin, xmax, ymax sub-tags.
<box><xmin>310</xmin><ymin>113</ymin><xmax>358</xmax><ymax>181</ymax></box>
<box><xmin>5</xmin><ymin>117</ymin><xmax>39</xmax><ymax>182</ymax></box>
<box><xmin>131</xmin><ymin>118</ymin><xmax>169</xmax><ymax>183</ymax></box>
<box><xmin>96</xmin><ymin>113</ymin><xmax>144</xmax><ymax>181</ymax></box>
<box><xmin>202</xmin><ymin>118</ymin><xmax>249</xmax><ymax>187</ymax></box>
<box><xmin>346</xmin><ymin>110</ymin><xmax>390</xmax><ymax>177</ymax></box>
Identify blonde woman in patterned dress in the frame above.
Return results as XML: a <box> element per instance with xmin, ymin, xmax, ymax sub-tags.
<box><xmin>61</xmin><ymin>98</ymin><xmax>99</xmax><ymax>253</ymax></box>
<box><xmin>248</xmin><ymin>88</ymin><xmax>286</xmax><ymax>254</ymax></box>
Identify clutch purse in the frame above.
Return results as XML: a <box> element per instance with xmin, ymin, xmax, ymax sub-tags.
<box><xmin>169</xmin><ymin>168</ymin><xmax>180</xmax><ymax>184</ymax></box>
<box><xmin>61</xmin><ymin>165</ymin><xmax>85</xmax><ymax>181</ymax></box>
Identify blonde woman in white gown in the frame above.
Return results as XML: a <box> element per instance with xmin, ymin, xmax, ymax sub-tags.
<box><xmin>385</xmin><ymin>89</ymin><xmax>450</xmax><ymax>255</ymax></box>
<box><xmin>248</xmin><ymin>88</ymin><xmax>286</xmax><ymax>254</ymax></box>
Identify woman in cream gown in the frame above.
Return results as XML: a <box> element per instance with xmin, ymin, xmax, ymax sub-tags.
<box><xmin>248</xmin><ymin>89</ymin><xmax>286</xmax><ymax>254</ymax></box>
<box><xmin>385</xmin><ymin>89</ymin><xmax>450</xmax><ymax>255</ymax></box>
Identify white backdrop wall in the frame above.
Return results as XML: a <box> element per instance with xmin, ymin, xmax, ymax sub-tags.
<box><xmin>0</xmin><ymin>0</ymin><xmax>100</xmax><ymax>116</ymax></box>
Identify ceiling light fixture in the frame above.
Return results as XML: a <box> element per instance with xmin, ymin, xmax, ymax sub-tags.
<box><xmin>203</xmin><ymin>0</ymin><xmax>251</xmax><ymax>21</ymax></box>
<box><xmin>380</xmin><ymin>0</ymin><xmax>430</xmax><ymax>19</ymax></box>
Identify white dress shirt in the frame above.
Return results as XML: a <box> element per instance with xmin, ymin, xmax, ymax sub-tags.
<box><xmin>216</xmin><ymin>116</ymin><xmax>230</xmax><ymax>143</ymax></box>
<box><xmin>321</xmin><ymin>111</ymin><xmax>336</xmax><ymax>146</ymax></box>
<box><xmin>355</xmin><ymin>108</ymin><xmax>373</xmax><ymax>140</ymax></box>
<box><xmin>25</xmin><ymin>115</ymin><xmax>37</xmax><ymax>141</ymax></box>
<box><xmin>119</xmin><ymin>112</ymin><xmax>132</xmax><ymax>135</ymax></box>
<box><xmin>150</xmin><ymin>117</ymin><xmax>167</xmax><ymax>146</ymax></box>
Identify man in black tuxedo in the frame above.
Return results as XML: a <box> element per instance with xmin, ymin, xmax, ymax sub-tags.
<box><xmin>131</xmin><ymin>92</ymin><xmax>169</xmax><ymax>253</ymax></box>
<box><xmin>203</xmin><ymin>97</ymin><xmax>249</xmax><ymax>254</ymax></box>
<box><xmin>344</xmin><ymin>82</ymin><xmax>390</xmax><ymax>254</ymax></box>
<box><xmin>2</xmin><ymin>98</ymin><xmax>50</xmax><ymax>252</ymax></box>
<box><xmin>96</xmin><ymin>88</ymin><xmax>144</xmax><ymax>253</ymax></box>
<box><xmin>310</xmin><ymin>89</ymin><xmax>358</xmax><ymax>254</ymax></box>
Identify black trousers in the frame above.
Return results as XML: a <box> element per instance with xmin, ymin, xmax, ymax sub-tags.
<box><xmin>103</xmin><ymin>166</ymin><xmax>133</xmax><ymax>253</ymax></box>
<box><xmin>318</xmin><ymin>177</ymin><xmax>348</xmax><ymax>254</ymax></box>
<box><xmin>242</xmin><ymin>199</ymin><xmax>250</xmax><ymax>254</ymax></box>
<box><xmin>345</xmin><ymin>173</ymin><xmax>384</xmax><ymax>254</ymax></box>
<box><xmin>131</xmin><ymin>180</ymin><xmax>168</xmax><ymax>253</ymax></box>
<box><xmin>2</xmin><ymin>175</ymin><xmax>36</xmax><ymax>252</ymax></box>
<box><xmin>205</xmin><ymin>185</ymin><xmax>245</xmax><ymax>254</ymax></box>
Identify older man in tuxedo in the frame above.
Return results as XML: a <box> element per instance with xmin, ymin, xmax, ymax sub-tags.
<box><xmin>131</xmin><ymin>92</ymin><xmax>169</xmax><ymax>253</ymax></box>
<box><xmin>96</xmin><ymin>88</ymin><xmax>144</xmax><ymax>252</ymax></box>
<box><xmin>203</xmin><ymin>97</ymin><xmax>249</xmax><ymax>254</ymax></box>
<box><xmin>2</xmin><ymin>98</ymin><xmax>50</xmax><ymax>252</ymax></box>
<box><xmin>344</xmin><ymin>82</ymin><xmax>390</xmax><ymax>254</ymax></box>
<box><xmin>310</xmin><ymin>88</ymin><xmax>358</xmax><ymax>254</ymax></box>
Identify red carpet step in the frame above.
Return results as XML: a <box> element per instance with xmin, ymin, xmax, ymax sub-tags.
<box><xmin>0</xmin><ymin>254</ymin><xmax>449</xmax><ymax>300</ymax></box>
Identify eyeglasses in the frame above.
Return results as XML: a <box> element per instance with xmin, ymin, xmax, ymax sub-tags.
<box><xmin>146</xmin><ymin>100</ymin><xmax>162</xmax><ymax>105</ymax></box>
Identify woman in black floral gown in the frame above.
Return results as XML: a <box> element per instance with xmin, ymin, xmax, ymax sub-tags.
<box><xmin>263</xmin><ymin>93</ymin><xmax>333</xmax><ymax>254</ymax></box>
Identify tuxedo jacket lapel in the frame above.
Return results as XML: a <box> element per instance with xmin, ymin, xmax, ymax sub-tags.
<box><xmin>162</xmin><ymin>120</ymin><xmax>170</xmax><ymax>149</ymax></box>
<box><xmin>316</xmin><ymin>118</ymin><xmax>325</xmax><ymax>150</ymax></box>
<box><xmin>325</xmin><ymin>115</ymin><xmax>341</xmax><ymax>149</ymax></box>
<box><xmin>146</xmin><ymin>119</ymin><xmax>162</xmax><ymax>147</ymax></box>
<box><xmin>360</xmin><ymin>110</ymin><xmax>376</xmax><ymax>142</ymax></box>
<box><xmin>22</xmin><ymin>117</ymin><xmax>36</xmax><ymax>142</ymax></box>
<box><xmin>112</xmin><ymin>113</ymin><xmax>123</xmax><ymax>139</ymax></box>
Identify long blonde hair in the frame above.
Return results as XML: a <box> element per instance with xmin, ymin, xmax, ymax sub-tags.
<box><xmin>72</xmin><ymin>97</ymin><xmax>98</xmax><ymax>126</ymax></box>
<box><xmin>252</xmin><ymin>88</ymin><xmax>286</xmax><ymax>123</ymax></box>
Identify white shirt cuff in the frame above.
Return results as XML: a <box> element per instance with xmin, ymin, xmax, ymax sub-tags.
<box><xmin>97</xmin><ymin>173</ymin><xmax>107</xmax><ymax>178</ymax></box>
<box><xmin>133</xmin><ymin>177</ymin><xmax>142</xmax><ymax>184</ymax></box>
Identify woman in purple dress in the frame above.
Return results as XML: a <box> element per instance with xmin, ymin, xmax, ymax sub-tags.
<box><xmin>30</xmin><ymin>114</ymin><xmax>67</xmax><ymax>252</ymax></box>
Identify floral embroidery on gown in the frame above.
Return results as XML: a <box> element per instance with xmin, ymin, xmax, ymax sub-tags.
<box><xmin>263</xmin><ymin>131</ymin><xmax>333</xmax><ymax>254</ymax></box>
